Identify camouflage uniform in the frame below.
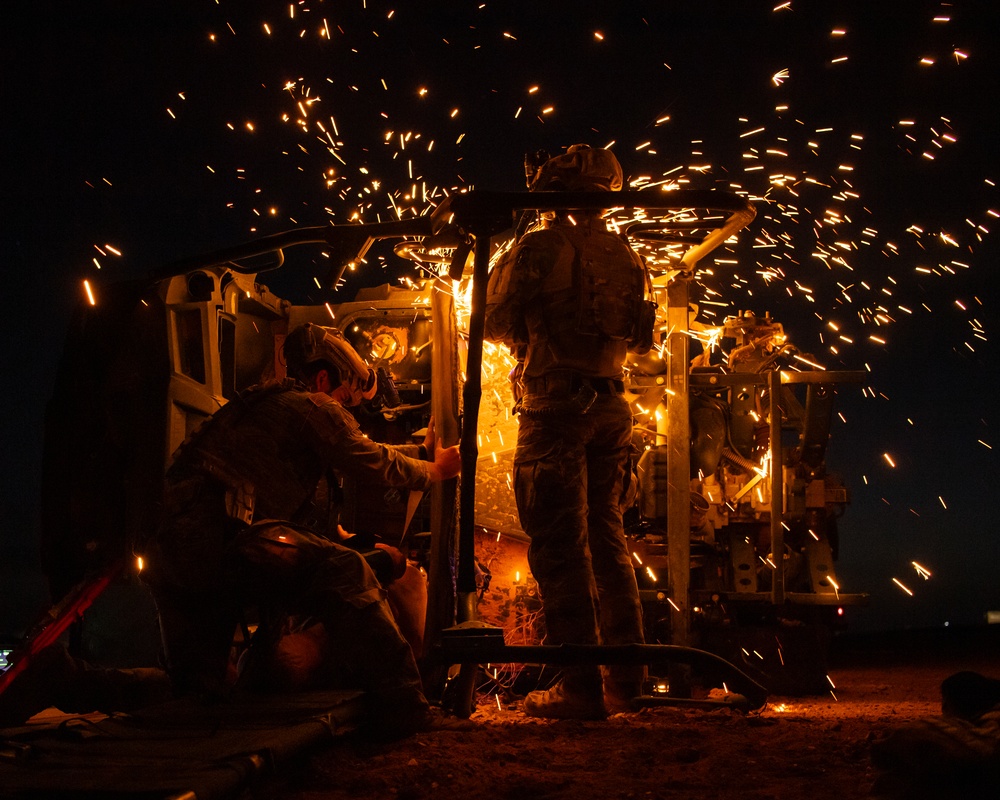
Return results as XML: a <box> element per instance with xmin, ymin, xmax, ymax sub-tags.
<box><xmin>870</xmin><ymin>672</ymin><xmax>1000</xmax><ymax>798</ymax></box>
<box><xmin>141</xmin><ymin>379</ymin><xmax>433</xmax><ymax>727</ymax></box>
<box><xmin>485</xmin><ymin>214</ymin><xmax>648</xmax><ymax>704</ymax></box>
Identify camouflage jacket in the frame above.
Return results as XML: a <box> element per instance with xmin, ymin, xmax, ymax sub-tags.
<box><xmin>165</xmin><ymin>380</ymin><xmax>432</xmax><ymax>525</ymax></box>
<box><xmin>484</xmin><ymin>217</ymin><xmax>648</xmax><ymax>382</ymax></box>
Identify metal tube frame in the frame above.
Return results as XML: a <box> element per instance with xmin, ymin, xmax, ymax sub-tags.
<box><xmin>129</xmin><ymin>189</ymin><xmax>759</xmax><ymax>677</ymax></box>
<box><xmin>769</xmin><ymin>369</ymin><xmax>785</xmax><ymax>606</ymax></box>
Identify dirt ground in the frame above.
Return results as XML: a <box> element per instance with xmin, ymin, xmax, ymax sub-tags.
<box><xmin>247</xmin><ymin>628</ymin><xmax>1000</xmax><ymax>800</ymax></box>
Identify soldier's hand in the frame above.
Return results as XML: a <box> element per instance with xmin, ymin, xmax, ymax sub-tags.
<box><xmin>336</xmin><ymin>524</ymin><xmax>356</xmax><ymax>543</ymax></box>
<box><xmin>422</xmin><ymin>417</ymin><xmax>437</xmax><ymax>455</ymax></box>
<box><xmin>429</xmin><ymin>443</ymin><xmax>461</xmax><ymax>482</ymax></box>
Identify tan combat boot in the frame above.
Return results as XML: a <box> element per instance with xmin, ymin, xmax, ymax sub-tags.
<box><xmin>523</xmin><ymin>674</ymin><xmax>607</xmax><ymax>720</ymax></box>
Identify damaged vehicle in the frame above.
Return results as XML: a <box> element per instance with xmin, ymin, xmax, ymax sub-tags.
<box><xmin>22</xmin><ymin>187</ymin><xmax>865</xmax><ymax>712</ymax></box>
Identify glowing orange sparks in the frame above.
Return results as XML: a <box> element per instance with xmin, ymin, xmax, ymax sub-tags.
<box><xmin>913</xmin><ymin>562</ymin><xmax>932</xmax><ymax>579</ymax></box>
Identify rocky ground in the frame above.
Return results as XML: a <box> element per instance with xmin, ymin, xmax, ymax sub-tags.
<box><xmin>246</xmin><ymin>627</ymin><xmax>1000</xmax><ymax>800</ymax></box>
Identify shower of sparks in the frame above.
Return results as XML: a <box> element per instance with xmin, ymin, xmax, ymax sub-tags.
<box><xmin>892</xmin><ymin>578</ymin><xmax>915</xmax><ymax>596</ymax></box>
<box><xmin>62</xmin><ymin>3</ymin><xmax>995</xmax><ymax>620</ymax></box>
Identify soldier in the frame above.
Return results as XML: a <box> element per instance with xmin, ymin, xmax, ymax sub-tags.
<box><xmin>3</xmin><ymin>324</ymin><xmax>460</xmax><ymax>735</ymax></box>
<box><xmin>871</xmin><ymin>671</ymin><xmax>1000</xmax><ymax>798</ymax></box>
<box><xmin>137</xmin><ymin>322</ymin><xmax>460</xmax><ymax>734</ymax></box>
<box><xmin>484</xmin><ymin>145</ymin><xmax>655</xmax><ymax>719</ymax></box>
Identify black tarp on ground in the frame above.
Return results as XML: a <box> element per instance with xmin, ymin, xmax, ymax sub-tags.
<box><xmin>0</xmin><ymin>689</ymin><xmax>364</xmax><ymax>799</ymax></box>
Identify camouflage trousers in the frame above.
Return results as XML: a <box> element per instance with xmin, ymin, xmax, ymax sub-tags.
<box><xmin>145</xmin><ymin>507</ymin><xmax>426</xmax><ymax>723</ymax></box>
<box><xmin>513</xmin><ymin>391</ymin><xmax>644</xmax><ymax>687</ymax></box>
<box><xmin>871</xmin><ymin>706</ymin><xmax>1000</xmax><ymax>798</ymax></box>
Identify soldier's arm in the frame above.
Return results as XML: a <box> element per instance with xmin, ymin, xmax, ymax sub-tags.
<box><xmin>484</xmin><ymin>246</ymin><xmax>523</xmax><ymax>345</ymax></box>
<box><xmin>304</xmin><ymin>395</ymin><xmax>436</xmax><ymax>490</ymax></box>
<box><xmin>305</xmin><ymin>397</ymin><xmax>460</xmax><ymax>488</ymax></box>
<box><xmin>485</xmin><ymin>237</ymin><xmax>548</xmax><ymax>346</ymax></box>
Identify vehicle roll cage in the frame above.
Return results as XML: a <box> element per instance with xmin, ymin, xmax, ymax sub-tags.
<box><xmin>146</xmin><ymin>189</ymin><xmax>768</xmax><ymax>712</ymax></box>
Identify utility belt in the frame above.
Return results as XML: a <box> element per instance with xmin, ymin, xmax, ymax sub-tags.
<box><xmin>164</xmin><ymin>463</ymin><xmax>256</xmax><ymax>530</ymax></box>
<box><xmin>520</xmin><ymin>371</ymin><xmax>625</xmax><ymax>416</ymax></box>
<box><xmin>523</xmin><ymin>372</ymin><xmax>625</xmax><ymax>397</ymax></box>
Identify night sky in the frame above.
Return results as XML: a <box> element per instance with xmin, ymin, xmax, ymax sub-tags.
<box><xmin>3</xmin><ymin>0</ymin><xmax>998</xmax><ymax>636</ymax></box>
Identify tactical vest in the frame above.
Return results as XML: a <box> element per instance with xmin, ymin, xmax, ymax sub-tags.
<box><xmin>168</xmin><ymin>380</ymin><xmax>323</xmax><ymax>524</ymax></box>
<box><xmin>543</xmin><ymin>227</ymin><xmax>653</xmax><ymax>353</ymax></box>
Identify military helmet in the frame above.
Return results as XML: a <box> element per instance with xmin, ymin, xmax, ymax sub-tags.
<box><xmin>283</xmin><ymin>323</ymin><xmax>341</xmax><ymax>382</ymax></box>
<box><xmin>529</xmin><ymin>144</ymin><xmax>623</xmax><ymax>192</ymax></box>
<box><xmin>283</xmin><ymin>323</ymin><xmax>376</xmax><ymax>399</ymax></box>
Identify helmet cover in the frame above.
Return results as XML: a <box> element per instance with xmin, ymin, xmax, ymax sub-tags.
<box><xmin>283</xmin><ymin>323</ymin><xmax>375</xmax><ymax>400</ymax></box>
<box><xmin>529</xmin><ymin>144</ymin><xmax>623</xmax><ymax>192</ymax></box>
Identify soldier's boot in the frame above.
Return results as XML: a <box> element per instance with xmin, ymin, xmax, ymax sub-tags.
<box><xmin>603</xmin><ymin>664</ymin><xmax>645</xmax><ymax>714</ymax></box>
<box><xmin>326</xmin><ymin>598</ymin><xmax>432</xmax><ymax>739</ymax></box>
<box><xmin>523</xmin><ymin>667</ymin><xmax>607</xmax><ymax>720</ymax></box>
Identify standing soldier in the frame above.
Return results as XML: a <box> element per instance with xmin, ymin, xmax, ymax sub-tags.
<box><xmin>485</xmin><ymin>145</ymin><xmax>655</xmax><ymax>719</ymax></box>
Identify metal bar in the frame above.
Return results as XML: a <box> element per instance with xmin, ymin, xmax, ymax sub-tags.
<box><xmin>680</xmin><ymin>205</ymin><xmax>757</xmax><ymax>270</ymax></box>
<box><xmin>149</xmin><ymin>226</ymin><xmax>330</xmax><ymax>280</ymax></box>
<box><xmin>145</xmin><ymin>189</ymin><xmax>754</xmax><ymax>285</ymax></box>
<box><xmin>780</xmin><ymin>370</ymin><xmax>867</xmax><ymax>384</ymax></box>
<box><xmin>638</xmin><ymin>370</ymin><xmax>868</xmax><ymax>390</ymax></box>
<box><xmin>677</xmin><ymin>591</ymin><xmax>870</xmax><ymax>606</ymax></box>
<box><xmin>147</xmin><ymin>218</ymin><xmax>434</xmax><ymax>282</ymax></box>
<box><xmin>425</xmin><ymin>279</ymin><xmax>461</xmax><ymax>655</ymax></box>
<box><xmin>769</xmin><ymin>369</ymin><xmax>785</xmax><ymax>605</ymax></box>
<box><xmin>665</xmin><ymin>277</ymin><xmax>691</xmax><ymax>648</ymax></box>
<box><xmin>435</xmin><ymin>641</ymin><xmax>769</xmax><ymax>710</ymax></box>
<box><xmin>455</xmin><ymin>230</ymin><xmax>491</xmax><ymax>621</ymax></box>
<box><xmin>0</xmin><ymin>561</ymin><xmax>123</xmax><ymax>696</ymax></box>
<box><xmin>446</xmin><ymin>189</ymin><xmax>755</xmax><ymax>217</ymax></box>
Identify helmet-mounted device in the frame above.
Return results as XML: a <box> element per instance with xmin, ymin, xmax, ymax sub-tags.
<box><xmin>283</xmin><ymin>323</ymin><xmax>378</xmax><ymax>400</ymax></box>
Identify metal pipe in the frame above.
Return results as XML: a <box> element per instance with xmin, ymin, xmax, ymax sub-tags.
<box><xmin>147</xmin><ymin>218</ymin><xmax>434</xmax><ymax>283</ymax></box>
<box><xmin>425</xmin><ymin>279</ymin><xmax>461</xmax><ymax>652</ymax></box>
<box><xmin>769</xmin><ymin>369</ymin><xmax>785</xmax><ymax>605</ymax></box>
<box><xmin>435</xmin><ymin>641</ymin><xmax>769</xmax><ymax>711</ymax></box>
<box><xmin>679</xmin><ymin>204</ymin><xmax>757</xmax><ymax>270</ymax></box>
<box><xmin>455</xmin><ymin>230</ymin><xmax>491</xmax><ymax>617</ymax></box>
<box><xmin>665</xmin><ymin>276</ymin><xmax>691</xmax><ymax>652</ymax></box>
<box><xmin>446</xmin><ymin>189</ymin><xmax>755</xmax><ymax>218</ymax></box>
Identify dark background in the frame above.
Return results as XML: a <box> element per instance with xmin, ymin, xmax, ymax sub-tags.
<box><xmin>3</xmin><ymin>0</ymin><xmax>998</xmax><ymax>636</ymax></box>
